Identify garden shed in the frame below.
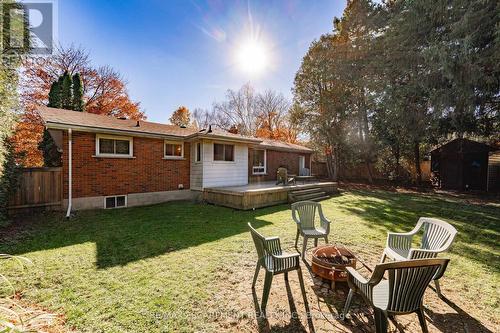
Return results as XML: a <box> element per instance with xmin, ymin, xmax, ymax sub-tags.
<box><xmin>431</xmin><ymin>138</ymin><xmax>496</xmax><ymax>191</ymax></box>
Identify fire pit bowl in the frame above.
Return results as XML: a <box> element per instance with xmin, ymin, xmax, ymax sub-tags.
<box><xmin>311</xmin><ymin>245</ymin><xmax>357</xmax><ymax>288</ymax></box>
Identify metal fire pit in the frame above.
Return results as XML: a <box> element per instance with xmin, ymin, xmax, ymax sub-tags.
<box><xmin>311</xmin><ymin>244</ymin><xmax>357</xmax><ymax>289</ymax></box>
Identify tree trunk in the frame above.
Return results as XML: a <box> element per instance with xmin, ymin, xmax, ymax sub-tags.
<box><xmin>359</xmin><ymin>95</ymin><xmax>373</xmax><ymax>184</ymax></box>
<box><xmin>414</xmin><ymin>141</ymin><xmax>422</xmax><ymax>185</ymax></box>
<box><xmin>394</xmin><ymin>145</ymin><xmax>401</xmax><ymax>181</ymax></box>
<box><xmin>365</xmin><ymin>161</ymin><xmax>373</xmax><ymax>184</ymax></box>
<box><xmin>326</xmin><ymin>152</ymin><xmax>337</xmax><ymax>181</ymax></box>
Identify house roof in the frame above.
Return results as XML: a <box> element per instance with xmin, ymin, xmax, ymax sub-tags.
<box><xmin>38</xmin><ymin>106</ymin><xmax>196</xmax><ymax>137</ymax></box>
<box><xmin>430</xmin><ymin>138</ymin><xmax>496</xmax><ymax>154</ymax></box>
<box><xmin>256</xmin><ymin>139</ymin><xmax>313</xmax><ymax>153</ymax></box>
<box><xmin>38</xmin><ymin>106</ymin><xmax>314</xmax><ymax>152</ymax></box>
<box><xmin>37</xmin><ymin>106</ymin><xmax>261</xmax><ymax>143</ymax></box>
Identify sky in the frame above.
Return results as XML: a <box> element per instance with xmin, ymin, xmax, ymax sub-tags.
<box><xmin>57</xmin><ymin>0</ymin><xmax>346</xmax><ymax>123</ymax></box>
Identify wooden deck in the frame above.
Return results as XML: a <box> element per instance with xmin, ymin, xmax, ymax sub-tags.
<box><xmin>203</xmin><ymin>181</ymin><xmax>337</xmax><ymax>210</ymax></box>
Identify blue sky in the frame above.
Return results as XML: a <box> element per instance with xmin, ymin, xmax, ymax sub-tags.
<box><xmin>57</xmin><ymin>0</ymin><xmax>345</xmax><ymax>122</ymax></box>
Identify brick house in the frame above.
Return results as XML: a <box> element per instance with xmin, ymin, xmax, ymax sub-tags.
<box><xmin>38</xmin><ymin>107</ymin><xmax>312</xmax><ymax>212</ymax></box>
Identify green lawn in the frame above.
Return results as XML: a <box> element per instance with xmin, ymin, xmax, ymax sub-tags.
<box><xmin>1</xmin><ymin>188</ymin><xmax>499</xmax><ymax>332</ymax></box>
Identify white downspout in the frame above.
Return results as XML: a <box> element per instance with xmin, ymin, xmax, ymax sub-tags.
<box><xmin>66</xmin><ymin>128</ymin><xmax>72</xmax><ymax>218</ymax></box>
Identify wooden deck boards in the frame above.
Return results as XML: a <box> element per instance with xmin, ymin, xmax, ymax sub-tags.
<box><xmin>203</xmin><ymin>181</ymin><xmax>337</xmax><ymax>210</ymax></box>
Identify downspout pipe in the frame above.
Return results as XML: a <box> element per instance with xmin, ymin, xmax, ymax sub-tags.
<box><xmin>66</xmin><ymin>128</ymin><xmax>72</xmax><ymax>218</ymax></box>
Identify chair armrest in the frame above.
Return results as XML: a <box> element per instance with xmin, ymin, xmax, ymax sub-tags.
<box><xmin>292</xmin><ymin>210</ymin><xmax>301</xmax><ymax>226</ymax></box>
<box><xmin>346</xmin><ymin>267</ymin><xmax>368</xmax><ymax>284</ymax></box>
<box><xmin>387</xmin><ymin>232</ymin><xmax>413</xmax><ymax>250</ymax></box>
<box><xmin>346</xmin><ymin>267</ymin><xmax>374</xmax><ymax>298</ymax></box>
<box><xmin>264</xmin><ymin>237</ymin><xmax>282</xmax><ymax>256</ymax></box>
<box><xmin>318</xmin><ymin>207</ymin><xmax>331</xmax><ymax>231</ymax></box>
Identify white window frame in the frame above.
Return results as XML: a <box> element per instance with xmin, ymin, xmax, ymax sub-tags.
<box><xmin>252</xmin><ymin>149</ymin><xmax>267</xmax><ymax>175</ymax></box>
<box><xmin>195</xmin><ymin>142</ymin><xmax>202</xmax><ymax>163</ymax></box>
<box><xmin>95</xmin><ymin>134</ymin><xmax>133</xmax><ymax>158</ymax></box>
<box><xmin>164</xmin><ymin>140</ymin><xmax>184</xmax><ymax>159</ymax></box>
<box><xmin>104</xmin><ymin>195</ymin><xmax>127</xmax><ymax>209</ymax></box>
<box><xmin>213</xmin><ymin>142</ymin><xmax>235</xmax><ymax>162</ymax></box>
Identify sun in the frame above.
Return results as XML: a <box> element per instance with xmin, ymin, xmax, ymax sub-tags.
<box><xmin>236</xmin><ymin>39</ymin><xmax>269</xmax><ymax>76</ymax></box>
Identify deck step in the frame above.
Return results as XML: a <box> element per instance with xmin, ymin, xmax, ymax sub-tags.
<box><xmin>309</xmin><ymin>195</ymin><xmax>330</xmax><ymax>202</ymax></box>
<box><xmin>294</xmin><ymin>191</ymin><xmax>327</xmax><ymax>201</ymax></box>
<box><xmin>288</xmin><ymin>185</ymin><xmax>331</xmax><ymax>202</ymax></box>
<box><xmin>289</xmin><ymin>187</ymin><xmax>322</xmax><ymax>195</ymax></box>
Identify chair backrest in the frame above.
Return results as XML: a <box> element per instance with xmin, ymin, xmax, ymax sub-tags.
<box><xmin>292</xmin><ymin>201</ymin><xmax>319</xmax><ymax>229</ymax></box>
<box><xmin>248</xmin><ymin>223</ymin><xmax>266</xmax><ymax>260</ymax></box>
<box><xmin>277</xmin><ymin>167</ymin><xmax>288</xmax><ymax>178</ymax></box>
<box><xmin>418</xmin><ymin>218</ymin><xmax>457</xmax><ymax>251</ymax></box>
<box><xmin>373</xmin><ymin>258</ymin><xmax>450</xmax><ymax>313</ymax></box>
<box><xmin>299</xmin><ymin>167</ymin><xmax>310</xmax><ymax>176</ymax></box>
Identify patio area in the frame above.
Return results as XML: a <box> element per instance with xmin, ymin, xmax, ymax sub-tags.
<box><xmin>203</xmin><ymin>181</ymin><xmax>338</xmax><ymax>210</ymax></box>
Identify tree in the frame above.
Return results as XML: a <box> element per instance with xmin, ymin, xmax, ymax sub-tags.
<box><xmin>47</xmin><ymin>80</ymin><xmax>61</xmax><ymax>108</ymax></box>
<box><xmin>0</xmin><ymin>0</ymin><xmax>29</xmax><ymax>222</ymax></box>
<box><xmin>254</xmin><ymin>90</ymin><xmax>298</xmax><ymax>143</ymax></box>
<box><xmin>72</xmin><ymin>73</ymin><xmax>85</xmax><ymax>111</ymax></box>
<box><xmin>191</xmin><ymin>108</ymin><xmax>214</xmax><ymax>129</ymax></box>
<box><xmin>293</xmin><ymin>34</ymin><xmax>351</xmax><ymax>180</ymax></box>
<box><xmin>208</xmin><ymin>84</ymin><xmax>299</xmax><ymax>142</ymax></box>
<box><xmin>169</xmin><ymin>106</ymin><xmax>191</xmax><ymax>127</ymax></box>
<box><xmin>13</xmin><ymin>45</ymin><xmax>144</xmax><ymax>166</ymax></box>
<box><xmin>212</xmin><ymin>83</ymin><xmax>258</xmax><ymax>136</ymax></box>
<box><xmin>60</xmin><ymin>71</ymin><xmax>73</xmax><ymax>109</ymax></box>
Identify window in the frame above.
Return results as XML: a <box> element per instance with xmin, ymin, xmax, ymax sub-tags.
<box><xmin>105</xmin><ymin>195</ymin><xmax>127</xmax><ymax>209</ymax></box>
<box><xmin>196</xmin><ymin>142</ymin><xmax>202</xmax><ymax>162</ymax></box>
<box><xmin>214</xmin><ymin>143</ymin><xmax>234</xmax><ymax>161</ymax></box>
<box><xmin>96</xmin><ymin>135</ymin><xmax>132</xmax><ymax>157</ymax></box>
<box><xmin>164</xmin><ymin>141</ymin><xmax>184</xmax><ymax>158</ymax></box>
<box><xmin>252</xmin><ymin>149</ymin><xmax>266</xmax><ymax>174</ymax></box>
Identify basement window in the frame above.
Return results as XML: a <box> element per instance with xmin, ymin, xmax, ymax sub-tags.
<box><xmin>105</xmin><ymin>195</ymin><xmax>127</xmax><ymax>209</ymax></box>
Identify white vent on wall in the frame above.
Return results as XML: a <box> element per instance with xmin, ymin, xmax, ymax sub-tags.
<box><xmin>105</xmin><ymin>195</ymin><xmax>127</xmax><ymax>209</ymax></box>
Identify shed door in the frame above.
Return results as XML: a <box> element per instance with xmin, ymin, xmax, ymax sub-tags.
<box><xmin>463</xmin><ymin>153</ymin><xmax>488</xmax><ymax>190</ymax></box>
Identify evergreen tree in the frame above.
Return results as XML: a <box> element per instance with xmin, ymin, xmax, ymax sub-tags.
<box><xmin>41</xmin><ymin>79</ymin><xmax>63</xmax><ymax>166</ymax></box>
<box><xmin>47</xmin><ymin>80</ymin><xmax>61</xmax><ymax>108</ymax></box>
<box><xmin>72</xmin><ymin>73</ymin><xmax>85</xmax><ymax>111</ymax></box>
<box><xmin>60</xmin><ymin>71</ymin><xmax>73</xmax><ymax>109</ymax></box>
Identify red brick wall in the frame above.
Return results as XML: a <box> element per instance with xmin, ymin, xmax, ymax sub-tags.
<box><xmin>248</xmin><ymin>148</ymin><xmax>311</xmax><ymax>182</ymax></box>
<box><xmin>62</xmin><ymin>131</ymin><xmax>190</xmax><ymax>198</ymax></box>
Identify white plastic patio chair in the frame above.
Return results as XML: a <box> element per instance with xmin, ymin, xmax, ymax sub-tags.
<box><xmin>380</xmin><ymin>217</ymin><xmax>457</xmax><ymax>297</ymax></box>
<box><xmin>343</xmin><ymin>258</ymin><xmax>450</xmax><ymax>333</ymax></box>
<box><xmin>248</xmin><ymin>223</ymin><xmax>307</xmax><ymax>317</ymax></box>
<box><xmin>292</xmin><ymin>201</ymin><xmax>330</xmax><ymax>258</ymax></box>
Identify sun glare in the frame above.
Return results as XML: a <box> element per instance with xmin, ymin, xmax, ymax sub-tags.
<box><xmin>236</xmin><ymin>39</ymin><xmax>269</xmax><ymax>76</ymax></box>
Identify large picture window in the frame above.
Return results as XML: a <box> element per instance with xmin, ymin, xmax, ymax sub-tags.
<box><xmin>96</xmin><ymin>135</ymin><xmax>133</xmax><ymax>157</ymax></box>
<box><xmin>252</xmin><ymin>149</ymin><xmax>266</xmax><ymax>174</ymax></box>
<box><xmin>214</xmin><ymin>143</ymin><xmax>234</xmax><ymax>161</ymax></box>
<box><xmin>164</xmin><ymin>141</ymin><xmax>184</xmax><ymax>158</ymax></box>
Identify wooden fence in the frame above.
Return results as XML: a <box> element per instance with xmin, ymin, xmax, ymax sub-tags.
<box><xmin>311</xmin><ymin>161</ymin><xmax>431</xmax><ymax>182</ymax></box>
<box><xmin>8</xmin><ymin>167</ymin><xmax>62</xmax><ymax>209</ymax></box>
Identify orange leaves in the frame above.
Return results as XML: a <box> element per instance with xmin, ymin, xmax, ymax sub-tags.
<box><xmin>13</xmin><ymin>46</ymin><xmax>144</xmax><ymax>166</ymax></box>
<box><xmin>169</xmin><ymin>106</ymin><xmax>191</xmax><ymax>127</ymax></box>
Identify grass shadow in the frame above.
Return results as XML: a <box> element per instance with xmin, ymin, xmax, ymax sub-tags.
<box><xmin>335</xmin><ymin>189</ymin><xmax>500</xmax><ymax>271</ymax></box>
<box><xmin>0</xmin><ymin>201</ymin><xmax>281</xmax><ymax>268</ymax></box>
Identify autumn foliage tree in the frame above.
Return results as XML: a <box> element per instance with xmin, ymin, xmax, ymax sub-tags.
<box><xmin>193</xmin><ymin>84</ymin><xmax>299</xmax><ymax>143</ymax></box>
<box><xmin>169</xmin><ymin>106</ymin><xmax>191</xmax><ymax>127</ymax></box>
<box><xmin>13</xmin><ymin>45</ymin><xmax>144</xmax><ymax>166</ymax></box>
